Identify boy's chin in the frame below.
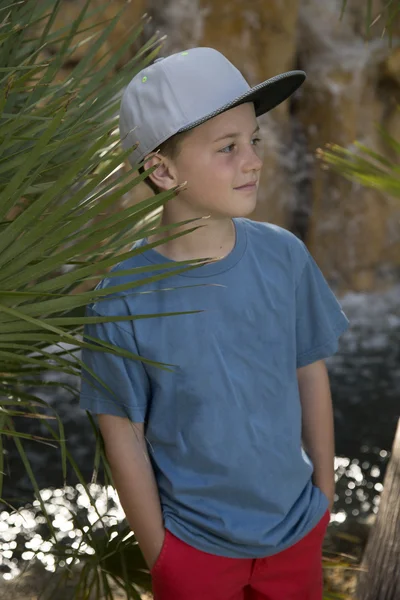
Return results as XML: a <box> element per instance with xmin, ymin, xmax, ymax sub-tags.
<box><xmin>227</xmin><ymin>201</ymin><xmax>257</xmax><ymax>219</ymax></box>
<box><xmin>192</xmin><ymin>197</ymin><xmax>258</xmax><ymax>219</ymax></box>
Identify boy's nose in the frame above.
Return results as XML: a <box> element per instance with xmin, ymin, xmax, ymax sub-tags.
<box><xmin>243</xmin><ymin>147</ymin><xmax>263</xmax><ymax>173</ymax></box>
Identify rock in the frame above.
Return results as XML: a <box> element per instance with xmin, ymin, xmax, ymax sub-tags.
<box><xmin>32</xmin><ymin>0</ymin><xmax>148</xmax><ymax>83</ymax></box>
<box><xmin>295</xmin><ymin>0</ymin><xmax>399</xmax><ymax>292</ymax></box>
<box><xmin>382</xmin><ymin>47</ymin><xmax>400</xmax><ymax>86</ymax></box>
<box><xmin>341</xmin><ymin>0</ymin><xmax>400</xmax><ymax>40</ymax></box>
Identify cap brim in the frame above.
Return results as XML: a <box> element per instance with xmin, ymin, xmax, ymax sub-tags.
<box><xmin>178</xmin><ymin>70</ymin><xmax>306</xmax><ymax>133</ymax></box>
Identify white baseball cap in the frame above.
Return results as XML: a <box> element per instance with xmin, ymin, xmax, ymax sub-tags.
<box><xmin>119</xmin><ymin>47</ymin><xmax>306</xmax><ymax>167</ymax></box>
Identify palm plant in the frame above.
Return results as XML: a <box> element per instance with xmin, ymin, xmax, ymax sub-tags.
<box><xmin>318</xmin><ymin>130</ymin><xmax>400</xmax><ymax>199</ymax></box>
<box><xmin>0</xmin><ymin>1</ymin><xmax>207</xmax><ymax>597</ymax></box>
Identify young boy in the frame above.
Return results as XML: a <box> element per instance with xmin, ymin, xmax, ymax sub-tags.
<box><xmin>80</xmin><ymin>47</ymin><xmax>350</xmax><ymax>600</ymax></box>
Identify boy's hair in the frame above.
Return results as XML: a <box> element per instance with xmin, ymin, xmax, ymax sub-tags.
<box><xmin>139</xmin><ymin>130</ymin><xmax>189</xmax><ymax>195</ymax></box>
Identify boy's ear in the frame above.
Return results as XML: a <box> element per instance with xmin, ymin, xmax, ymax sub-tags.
<box><xmin>143</xmin><ymin>152</ymin><xmax>178</xmax><ymax>191</ymax></box>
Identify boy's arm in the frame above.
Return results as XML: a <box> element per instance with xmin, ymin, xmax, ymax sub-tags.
<box><xmin>297</xmin><ymin>359</ymin><xmax>335</xmax><ymax>511</ymax></box>
<box><xmin>98</xmin><ymin>415</ymin><xmax>165</xmax><ymax>569</ymax></box>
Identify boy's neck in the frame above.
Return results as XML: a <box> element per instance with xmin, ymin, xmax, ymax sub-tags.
<box><xmin>147</xmin><ymin>213</ymin><xmax>236</xmax><ymax>262</ymax></box>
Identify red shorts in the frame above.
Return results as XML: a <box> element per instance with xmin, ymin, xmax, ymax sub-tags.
<box><xmin>151</xmin><ymin>509</ymin><xmax>330</xmax><ymax>600</ymax></box>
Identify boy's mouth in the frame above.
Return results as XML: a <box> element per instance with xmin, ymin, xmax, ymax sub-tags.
<box><xmin>234</xmin><ymin>181</ymin><xmax>258</xmax><ymax>190</ymax></box>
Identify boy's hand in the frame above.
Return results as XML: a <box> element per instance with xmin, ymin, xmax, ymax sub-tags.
<box><xmin>314</xmin><ymin>477</ymin><xmax>335</xmax><ymax>513</ymax></box>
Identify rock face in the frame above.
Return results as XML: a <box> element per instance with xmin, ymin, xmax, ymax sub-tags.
<box><xmin>296</xmin><ymin>0</ymin><xmax>400</xmax><ymax>292</ymax></box>
<box><xmin>35</xmin><ymin>0</ymin><xmax>148</xmax><ymax>80</ymax></box>
<box><xmin>43</xmin><ymin>0</ymin><xmax>400</xmax><ymax>292</ymax></box>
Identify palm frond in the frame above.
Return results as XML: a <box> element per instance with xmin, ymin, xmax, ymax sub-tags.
<box><xmin>0</xmin><ymin>1</ymin><xmax>203</xmax><ymax>596</ymax></box>
<box><xmin>317</xmin><ymin>129</ymin><xmax>400</xmax><ymax>200</ymax></box>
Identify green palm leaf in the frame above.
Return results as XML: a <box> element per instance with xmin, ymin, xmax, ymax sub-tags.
<box><xmin>318</xmin><ymin>128</ymin><xmax>400</xmax><ymax>200</ymax></box>
<box><xmin>0</xmin><ymin>2</ymin><xmax>210</xmax><ymax>597</ymax></box>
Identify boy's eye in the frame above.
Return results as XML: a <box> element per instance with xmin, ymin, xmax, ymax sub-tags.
<box><xmin>219</xmin><ymin>138</ymin><xmax>262</xmax><ymax>153</ymax></box>
<box><xmin>219</xmin><ymin>143</ymin><xmax>235</xmax><ymax>153</ymax></box>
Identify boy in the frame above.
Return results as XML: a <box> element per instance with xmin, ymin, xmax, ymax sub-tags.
<box><xmin>80</xmin><ymin>47</ymin><xmax>350</xmax><ymax>600</ymax></box>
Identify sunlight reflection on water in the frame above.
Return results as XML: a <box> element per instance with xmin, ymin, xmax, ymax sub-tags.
<box><xmin>0</xmin><ymin>451</ymin><xmax>388</xmax><ymax>581</ymax></box>
<box><xmin>0</xmin><ymin>483</ymin><xmax>128</xmax><ymax>580</ymax></box>
<box><xmin>332</xmin><ymin>455</ymin><xmax>384</xmax><ymax>524</ymax></box>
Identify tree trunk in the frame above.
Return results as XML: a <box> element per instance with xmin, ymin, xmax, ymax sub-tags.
<box><xmin>356</xmin><ymin>418</ymin><xmax>400</xmax><ymax>600</ymax></box>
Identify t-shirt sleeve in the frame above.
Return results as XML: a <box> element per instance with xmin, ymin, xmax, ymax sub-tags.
<box><xmin>79</xmin><ymin>305</ymin><xmax>150</xmax><ymax>422</ymax></box>
<box><xmin>295</xmin><ymin>244</ymin><xmax>350</xmax><ymax>368</ymax></box>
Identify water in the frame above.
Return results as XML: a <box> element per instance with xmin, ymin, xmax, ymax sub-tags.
<box><xmin>1</xmin><ymin>285</ymin><xmax>399</xmax><ymax>580</ymax></box>
<box><xmin>0</xmin><ymin>484</ymin><xmax>123</xmax><ymax>581</ymax></box>
<box><xmin>326</xmin><ymin>285</ymin><xmax>400</xmax><ymax>524</ymax></box>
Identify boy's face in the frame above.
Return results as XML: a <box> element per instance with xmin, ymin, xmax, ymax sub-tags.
<box><xmin>165</xmin><ymin>102</ymin><xmax>263</xmax><ymax>219</ymax></box>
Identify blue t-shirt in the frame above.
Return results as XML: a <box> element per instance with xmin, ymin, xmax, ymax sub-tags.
<box><xmin>80</xmin><ymin>218</ymin><xmax>349</xmax><ymax>558</ymax></box>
